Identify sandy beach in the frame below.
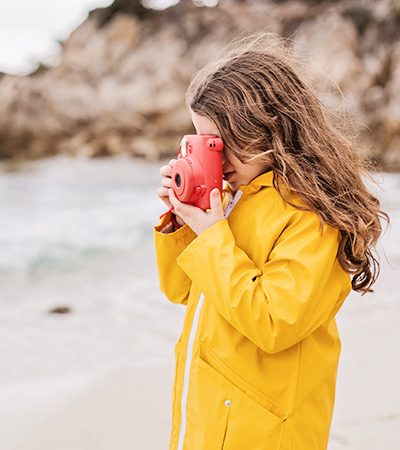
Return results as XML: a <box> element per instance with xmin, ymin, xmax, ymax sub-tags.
<box><xmin>0</xmin><ymin>309</ymin><xmax>399</xmax><ymax>450</ymax></box>
<box><xmin>0</xmin><ymin>365</ymin><xmax>174</xmax><ymax>450</ymax></box>
<box><xmin>0</xmin><ymin>158</ymin><xmax>398</xmax><ymax>450</ymax></box>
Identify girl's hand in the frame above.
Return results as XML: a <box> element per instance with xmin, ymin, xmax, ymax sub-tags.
<box><xmin>168</xmin><ymin>187</ymin><xmax>224</xmax><ymax>236</ymax></box>
<box><xmin>157</xmin><ymin>159</ymin><xmax>185</xmax><ymax>226</ymax></box>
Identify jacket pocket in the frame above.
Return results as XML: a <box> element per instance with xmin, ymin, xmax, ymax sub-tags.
<box><xmin>185</xmin><ymin>350</ymin><xmax>234</xmax><ymax>450</ymax></box>
<box><xmin>199</xmin><ymin>341</ymin><xmax>288</xmax><ymax>450</ymax></box>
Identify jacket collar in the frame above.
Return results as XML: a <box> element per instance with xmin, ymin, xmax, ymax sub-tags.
<box><xmin>224</xmin><ymin>169</ymin><xmax>274</xmax><ymax>196</ymax></box>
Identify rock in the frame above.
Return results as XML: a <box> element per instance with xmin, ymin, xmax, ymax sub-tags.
<box><xmin>0</xmin><ymin>0</ymin><xmax>399</xmax><ymax>170</ymax></box>
<box><xmin>48</xmin><ymin>306</ymin><xmax>72</xmax><ymax>314</ymax></box>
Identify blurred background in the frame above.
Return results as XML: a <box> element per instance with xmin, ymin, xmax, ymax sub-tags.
<box><xmin>0</xmin><ymin>1</ymin><xmax>399</xmax><ymax>449</ymax></box>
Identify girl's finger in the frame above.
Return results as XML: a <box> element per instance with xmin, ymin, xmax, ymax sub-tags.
<box><xmin>161</xmin><ymin>176</ymin><xmax>172</xmax><ymax>188</ymax></box>
<box><xmin>209</xmin><ymin>188</ymin><xmax>223</xmax><ymax>217</ymax></box>
<box><xmin>168</xmin><ymin>159</ymin><xmax>177</xmax><ymax>167</ymax></box>
<box><xmin>168</xmin><ymin>189</ymin><xmax>201</xmax><ymax>228</ymax></box>
<box><xmin>159</xmin><ymin>165</ymin><xmax>172</xmax><ymax>177</ymax></box>
<box><xmin>157</xmin><ymin>186</ymin><xmax>170</xmax><ymax>198</ymax></box>
<box><xmin>168</xmin><ymin>188</ymin><xmax>179</xmax><ymax>209</ymax></box>
<box><xmin>168</xmin><ymin>189</ymin><xmax>189</xmax><ymax>221</ymax></box>
<box><xmin>156</xmin><ymin>187</ymin><xmax>172</xmax><ymax>206</ymax></box>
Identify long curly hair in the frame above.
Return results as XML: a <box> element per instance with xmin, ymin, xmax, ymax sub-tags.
<box><xmin>186</xmin><ymin>32</ymin><xmax>389</xmax><ymax>294</ymax></box>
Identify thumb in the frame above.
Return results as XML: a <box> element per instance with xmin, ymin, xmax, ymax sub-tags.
<box><xmin>210</xmin><ymin>188</ymin><xmax>223</xmax><ymax>215</ymax></box>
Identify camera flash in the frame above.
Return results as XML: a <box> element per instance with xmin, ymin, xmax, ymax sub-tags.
<box><xmin>180</xmin><ymin>137</ymin><xmax>187</xmax><ymax>157</ymax></box>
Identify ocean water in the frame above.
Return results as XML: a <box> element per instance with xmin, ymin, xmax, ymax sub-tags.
<box><xmin>0</xmin><ymin>156</ymin><xmax>399</xmax><ymax>383</ymax></box>
<box><xmin>0</xmin><ymin>156</ymin><xmax>185</xmax><ymax>382</ymax></box>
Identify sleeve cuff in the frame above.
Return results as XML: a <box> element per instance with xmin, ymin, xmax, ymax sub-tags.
<box><xmin>154</xmin><ymin>211</ymin><xmax>197</xmax><ymax>244</ymax></box>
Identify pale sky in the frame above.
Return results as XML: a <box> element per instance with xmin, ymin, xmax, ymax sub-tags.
<box><xmin>0</xmin><ymin>0</ymin><xmax>180</xmax><ymax>75</ymax></box>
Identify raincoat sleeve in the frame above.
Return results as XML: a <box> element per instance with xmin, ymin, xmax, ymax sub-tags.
<box><xmin>176</xmin><ymin>210</ymin><xmax>352</xmax><ymax>354</ymax></box>
<box><xmin>153</xmin><ymin>211</ymin><xmax>197</xmax><ymax>305</ymax></box>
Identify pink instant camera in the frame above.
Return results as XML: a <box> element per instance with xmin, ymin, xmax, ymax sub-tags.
<box><xmin>171</xmin><ymin>134</ymin><xmax>224</xmax><ymax>210</ymax></box>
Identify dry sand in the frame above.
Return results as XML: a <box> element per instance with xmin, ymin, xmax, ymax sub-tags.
<box><xmin>0</xmin><ymin>364</ymin><xmax>174</xmax><ymax>450</ymax></box>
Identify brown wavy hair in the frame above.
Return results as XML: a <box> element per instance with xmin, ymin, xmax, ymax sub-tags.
<box><xmin>185</xmin><ymin>32</ymin><xmax>389</xmax><ymax>294</ymax></box>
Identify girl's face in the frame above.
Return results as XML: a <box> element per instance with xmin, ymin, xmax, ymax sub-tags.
<box><xmin>190</xmin><ymin>109</ymin><xmax>270</xmax><ymax>191</ymax></box>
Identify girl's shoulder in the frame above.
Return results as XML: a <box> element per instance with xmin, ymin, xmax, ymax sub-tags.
<box><xmin>250</xmin><ymin>183</ymin><xmax>337</xmax><ymax>238</ymax></box>
<box><xmin>247</xmin><ymin>181</ymin><xmax>303</xmax><ymax>215</ymax></box>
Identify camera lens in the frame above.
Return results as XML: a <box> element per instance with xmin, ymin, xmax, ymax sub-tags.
<box><xmin>175</xmin><ymin>173</ymin><xmax>181</xmax><ymax>188</ymax></box>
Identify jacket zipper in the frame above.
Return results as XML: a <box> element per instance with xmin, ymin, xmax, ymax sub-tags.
<box><xmin>176</xmin><ymin>189</ymin><xmax>243</xmax><ymax>450</ymax></box>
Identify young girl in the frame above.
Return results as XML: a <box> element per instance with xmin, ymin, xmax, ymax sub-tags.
<box><xmin>153</xmin><ymin>33</ymin><xmax>388</xmax><ymax>450</ymax></box>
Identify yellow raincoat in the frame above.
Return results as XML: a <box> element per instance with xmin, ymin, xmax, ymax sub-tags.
<box><xmin>153</xmin><ymin>169</ymin><xmax>352</xmax><ymax>450</ymax></box>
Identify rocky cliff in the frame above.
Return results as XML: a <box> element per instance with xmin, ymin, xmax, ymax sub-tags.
<box><xmin>0</xmin><ymin>0</ymin><xmax>399</xmax><ymax>169</ymax></box>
